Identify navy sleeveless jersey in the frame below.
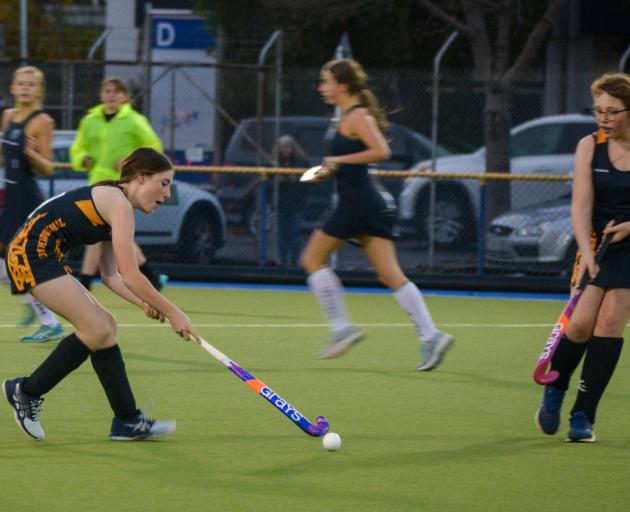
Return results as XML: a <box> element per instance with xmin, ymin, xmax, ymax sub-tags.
<box><xmin>320</xmin><ymin>124</ymin><xmax>397</xmax><ymax>240</ymax></box>
<box><xmin>327</xmin><ymin>129</ymin><xmax>391</xmax><ymax>204</ymax></box>
<box><xmin>0</xmin><ymin>111</ymin><xmax>46</xmax><ymax>245</ymax></box>
<box><xmin>591</xmin><ymin>129</ymin><xmax>630</xmax><ymax>240</ymax></box>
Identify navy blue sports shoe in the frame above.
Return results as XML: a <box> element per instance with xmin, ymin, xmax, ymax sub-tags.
<box><xmin>566</xmin><ymin>410</ymin><xmax>596</xmax><ymax>443</ymax></box>
<box><xmin>535</xmin><ymin>385</ymin><xmax>565</xmax><ymax>435</ymax></box>
<box><xmin>2</xmin><ymin>377</ymin><xmax>45</xmax><ymax>440</ymax></box>
<box><xmin>110</xmin><ymin>411</ymin><xmax>176</xmax><ymax>441</ymax></box>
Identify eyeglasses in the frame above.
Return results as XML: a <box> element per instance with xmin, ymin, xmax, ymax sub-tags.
<box><xmin>590</xmin><ymin>108</ymin><xmax>630</xmax><ymax>119</ymax></box>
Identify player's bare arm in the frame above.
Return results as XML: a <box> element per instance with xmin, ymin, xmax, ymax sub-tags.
<box><xmin>325</xmin><ymin>111</ymin><xmax>390</xmax><ymax>167</ymax></box>
<box><xmin>571</xmin><ymin>135</ymin><xmax>596</xmax><ymax>278</ymax></box>
<box><xmin>99</xmin><ymin>241</ymin><xmax>165</xmax><ymax>322</ymax></box>
<box><xmin>0</xmin><ymin>108</ymin><xmax>12</xmax><ymax>166</ymax></box>
<box><xmin>94</xmin><ymin>186</ymin><xmax>197</xmax><ymax>340</ymax></box>
<box><xmin>24</xmin><ymin>114</ymin><xmax>55</xmax><ymax>177</ymax></box>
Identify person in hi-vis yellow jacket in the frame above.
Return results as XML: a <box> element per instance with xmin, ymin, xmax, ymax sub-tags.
<box><xmin>70</xmin><ymin>77</ymin><xmax>166</xmax><ymax>291</ymax></box>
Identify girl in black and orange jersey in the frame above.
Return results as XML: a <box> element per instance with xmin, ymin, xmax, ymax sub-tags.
<box><xmin>3</xmin><ymin>148</ymin><xmax>198</xmax><ymax>441</ymax></box>
<box><xmin>536</xmin><ymin>73</ymin><xmax>630</xmax><ymax>442</ymax></box>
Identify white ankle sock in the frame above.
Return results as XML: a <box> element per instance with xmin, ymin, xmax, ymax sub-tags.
<box><xmin>22</xmin><ymin>294</ymin><xmax>61</xmax><ymax>328</ymax></box>
<box><xmin>0</xmin><ymin>257</ymin><xmax>9</xmax><ymax>285</ymax></box>
<box><xmin>393</xmin><ymin>281</ymin><xmax>437</xmax><ymax>341</ymax></box>
<box><xmin>307</xmin><ymin>268</ymin><xmax>352</xmax><ymax>333</ymax></box>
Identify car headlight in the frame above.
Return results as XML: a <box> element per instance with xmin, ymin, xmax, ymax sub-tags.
<box><xmin>514</xmin><ymin>222</ymin><xmax>548</xmax><ymax>237</ymax></box>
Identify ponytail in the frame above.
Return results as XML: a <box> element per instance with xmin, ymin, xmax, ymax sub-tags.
<box><xmin>359</xmin><ymin>89</ymin><xmax>389</xmax><ymax>134</ymax></box>
<box><xmin>323</xmin><ymin>58</ymin><xmax>389</xmax><ymax>134</ymax></box>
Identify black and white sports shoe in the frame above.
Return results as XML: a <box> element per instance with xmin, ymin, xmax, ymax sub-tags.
<box><xmin>3</xmin><ymin>377</ymin><xmax>45</xmax><ymax>440</ymax></box>
<box><xmin>109</xmin><ymin>411</ymin><xmax>176</xmax><ymax>441</ymax></box>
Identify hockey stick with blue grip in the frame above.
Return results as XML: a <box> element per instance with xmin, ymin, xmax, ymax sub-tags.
<box><xmin>199</xmin><ymin>337</ymin><xmax>330</xmax><ymax>437</ymax></box>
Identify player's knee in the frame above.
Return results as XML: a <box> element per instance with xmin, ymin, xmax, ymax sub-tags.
<box><xmin>567</xmin><ymin>320</ymin><xmax>592</xmax><ymax>342</ymax></box>
<box><xmin>376</xmin><ymin>271</ymin><xmax>406</xmax><ymax>290</ymax></box>
<box><xmin>595</xmin><ymin>310</ymin><xmax>626</xmax><ymax>336</ymax></box>
<box><xmin>88</xmin><ymin>311</ymin><xmax>118</xmax><ymax>347</ymax></box>
<box><xmin>300</xmin><ymin>253</ymin><xmax>317</xmax><ymax>273</ymax></box>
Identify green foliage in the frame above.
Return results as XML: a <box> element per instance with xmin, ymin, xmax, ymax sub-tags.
<box><xmin>0</xmin><ymin>0</ymin><xmax>103</xmax><ymax>59</ymax></box>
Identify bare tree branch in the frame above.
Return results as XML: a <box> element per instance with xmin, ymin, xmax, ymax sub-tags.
<box><xmin>414</xmin><ymin>0</ymin><xmax>475</xmax><ymax>35</ymax></box>
<box><xmin>460</xmin><ymin>0</ymin><xmax>493</xmax><ymax>78</ymax></box>
<box><xmin>494</xmin><ymin>0</ymin><xmax>513</xmax><ymax>74</ymax></box>
<box><xmin>260</xmin><ymin>0</ymin><xmax>385</xmax><ymax>21</ymax></box>
<box><xmin>505</xmin><ymin>0</ymin><xmax>568</xmax><ymax>82</ymax></box>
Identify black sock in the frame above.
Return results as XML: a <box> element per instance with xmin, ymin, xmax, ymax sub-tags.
<box><xmin>549</xmin><ymin>334</ymin><xmax>587</xmax><ymax>391</ymax></box>
<box><xmin>90</xmin><ymin>345</ymin><xmax>138</xmax><ymax>420</ymax></box>
<box><xmin>78</xmin><ymin>273</ymin><xmax>96</xmax><ymax>291</ymax></box>
<box><xmin>22</xmin><ymin>333</ymin><xmax>91</xmax><ymax>397</ymax></box>
<box><xmin>571</xmin><ymin>336</ymin><xmax>623</xmax><ymax>424</ymax></box>
<box><xmin>139</xmin><ymin>262</ymin><xmax>161</xmax><ymax>291</ymax></box>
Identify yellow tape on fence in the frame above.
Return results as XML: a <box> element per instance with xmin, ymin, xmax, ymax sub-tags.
<box><xmin>52</xmin><ymin>162</ymin><xmax>573</xmax><ymax>182</ymax></box>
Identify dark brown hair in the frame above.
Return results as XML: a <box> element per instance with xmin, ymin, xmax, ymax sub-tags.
<box><xmin>322</xmin><ymin>58</ymin><xmax>389</xmax><ymax>133</ymax></box>
<box><xmin>94</xmin><ymin>148</ymin><xmax>172</xmax><ymax>187</ymax></box>
<box><xmin>591</xmin><ymin>73</ymin><xmax>630</xmax><ymax>110</ymax></box>
<box><xmin>118</xmin><ymin>147</ymin><xmax>173</xmax><ymax>183</ymax></box>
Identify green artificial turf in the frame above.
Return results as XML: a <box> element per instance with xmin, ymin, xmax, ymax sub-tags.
<box><xmin>0</xmin><ymin>285</ymin><xmax>628</xmax><ymax>511</ymax></box>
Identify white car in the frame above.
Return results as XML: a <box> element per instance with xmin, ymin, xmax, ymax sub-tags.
<box><xmin>398</xmin><ymin>114</ymin><xmax>597</xmax><ymax>249</ymax></box>
<box><xmin>486</xmin><ymin>196</ymin><xmax>575</xmax><ymax>274</ymax></box>
<box><xmin>30</xmin><ymin>131</ymin><xmax>226</xmax><ymax>264</ymax></box>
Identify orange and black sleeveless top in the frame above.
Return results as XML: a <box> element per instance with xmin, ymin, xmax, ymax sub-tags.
<box><xmin>17</xmin><ymin>183</ymin><xmax>123</xmax><ymax>254</ymax></box>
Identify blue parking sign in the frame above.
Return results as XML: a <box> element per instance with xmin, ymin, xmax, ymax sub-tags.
<box><xmin>152</xmin><ymin>18</ymin><xmax>215</xmax><ymax>50</ymax></box>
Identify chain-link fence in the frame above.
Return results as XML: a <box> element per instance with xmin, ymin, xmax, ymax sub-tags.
<box><xmin>0</xmin><ymin>58</ymin><xmax>600</xmax><ymax>290</ymax></box>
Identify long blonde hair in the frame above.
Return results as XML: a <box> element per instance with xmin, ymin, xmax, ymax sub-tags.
<box><xmin>12</xmin><ymin>66</ymin><xmax>46</xmax><ymax>109</ymax></box>
<box><xmin>322</xmin><ymin>58</ymin><xmax>388</xmax><ymax>133</ymax></box>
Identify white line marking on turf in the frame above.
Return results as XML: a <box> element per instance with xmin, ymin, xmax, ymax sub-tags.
<box><xmin>0</xmin><ymin>322</ymin><xmax>556</xmax><ymax>328</ymax></box>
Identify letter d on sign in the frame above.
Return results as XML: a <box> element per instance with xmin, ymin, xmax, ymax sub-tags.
<box><xmin>156</xmin><ymin>22</ymin><xmax>176</xmax><ymax>47</ymax></box>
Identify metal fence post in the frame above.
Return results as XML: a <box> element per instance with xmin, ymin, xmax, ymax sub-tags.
<box><xmin>256</xmin><ymin>30</ymin><xmax>283</xmax><ymax>267</ymax></box>
<box><xmin>477</xmin><ymin>178</ymin><xmax>487</xmax><ymax>275</ymax></box>
<box><xmin>258</xmin><ymin>178</ymin><xmax>269</xmax><ymax>267</ymax></box>
<box><xmin>428</xmin><ymin>31</ymin><xmax>458</xmax><ymax>270</ymax></box>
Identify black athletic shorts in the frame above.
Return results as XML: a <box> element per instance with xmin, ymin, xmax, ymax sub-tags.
<box><xmin>571</xmin><ymin>228</ymin><xmax>630</xmax><ymax>289</ymax></box>
<box><xmin>321</xmin><ymin>190</ymin><xmax>397</xmax><ymax>241</ymax></box>
<box><xmin>6</xmin><ymin>212</ymin><xmax>72</xmax><ymax>295</ymax></box>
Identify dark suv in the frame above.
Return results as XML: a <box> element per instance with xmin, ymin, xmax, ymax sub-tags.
<box><xmin>218</xmin><ymin>116</ymin><xmax>449</xmax><ymax>232</ymax></box>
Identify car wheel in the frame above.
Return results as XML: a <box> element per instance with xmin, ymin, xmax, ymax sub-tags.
<box><xmin>179</xmin><ymin>207</ymin><xmax>220</xmax><ymax>264</ymax></box>
<box><xmin>414</xmin><ymin>184</ymin><xmax>476</xmax><ymax>250</ymax></box>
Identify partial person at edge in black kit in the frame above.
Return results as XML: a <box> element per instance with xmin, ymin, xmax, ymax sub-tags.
<box><xmin>536</xmin><ymin>72</ymin><xmax>630</xmax><ymax>442</ymax></box>
<box><xmin>300</xmin><ymin>58</ymin><xmax>454</xmax><ymax>369</ymax></box>
<box><xmin>3</xmin><ymin>148</ymin><xmax>199</xmax><ymax>441</ymax></box>
<box><xmin>0</xmin><ymin>65</ymin><xmax>65</xmax><ymax>343</ymax></box>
